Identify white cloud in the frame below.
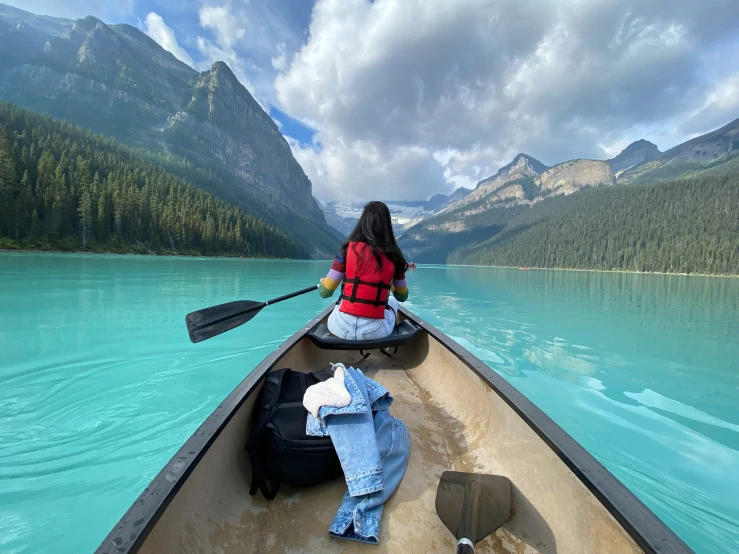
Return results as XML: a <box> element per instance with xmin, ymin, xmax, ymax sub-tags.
<box><xmin>199</xmin><ymin>4</ymin><xmax>245</xmax><ymax>50</ymax></box>
<box><xmin>144</xmin><ymin>12</ymin><xmax>194</xmax><ymax>67</ymax></box>
<box><xmin>271</xmin><ymin>42</ymin><xmax>287</xmax><ymax>72</ymax></box>
<box><xmin>288</xmin><ymin>134</ymin><xmax>448</xmax><ymax>202</ymax></box>
<box><xmin>275</xmin><ymin>0</ymin><xmax>739</xmax><ymax>202</ymax></box>
<box><xmin>680</xmin><ymin>72</ymin><xmax>739</xmax><ymax>135</ymax></box>
<box><xmin>195</xmin><ymin>2</ymin><xmax>297</xmax><ymax>111</ymax></box>
<box><xmin>598</xmin><ymin>138</ymin><xmax>634</xmax><ymax>159</ymax></box>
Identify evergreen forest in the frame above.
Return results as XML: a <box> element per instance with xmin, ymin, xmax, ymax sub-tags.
<box><xmin>0</xmin><ymin>103</ymin><xmax>302</xmax><ymax>258</ymax></box>
<box><xmin>449</xmin><ymin>172</ymin><xmax>739</xmax><ymax>275</ymax></box>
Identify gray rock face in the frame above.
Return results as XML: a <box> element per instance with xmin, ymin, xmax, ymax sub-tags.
<box><xmin>661</xmin><ymin>117</ymin><xmax>739</xmax><ymax>164</ymax></box>
<box><xmin>606</xmin><ymin>140</ymin><xmax>661</xmax><ymax>175</ymax></box>
<box><xmin>172</xmin><ymin>62</ymin><xmax>324</xmax><ymax>222</ymax></box>
<box><xmin>536</xmin><ymin>159</ymin><xmax>615</xmax><ymax>195</ymax></box>
<box><xmin>0</xmin><ymin>3</ymin><xmax>331</xmax><ymax>249</ymax></box>
<box><xmin>445</xmin><ymin>153</ymin><xmax>547</xmax><ymax>214</ymax></box>
<box><xmin>400</xmin><ymin>155</ymin><xmax>613</xmax><ymax>259</ymax></box>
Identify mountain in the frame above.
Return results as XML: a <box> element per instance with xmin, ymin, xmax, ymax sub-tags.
<box><xmin>619</xmin><ymin>117</ymin><xmax>739</xmax><ymax>184</ymax></box>
<box><xmin>423</xmin><ymin>187</ymin><xmax>472</xmax><ymax>212</ymax></box>
<box><xmin>400</xmin><ymin>116</ymin><xmax>739</xmax><ymax>271</ymax></box>
<box><xmin>321</xmin><ymin>201</ymin><xmax>358</xmax><ymax>236</ymax></box>
<box><xmin>169</xmin><ymin>61</ymin><xmax>323</xmax><ymax>221</ymax></box>
<box><xmin>322</xmin><ymin>200</ymin><xmax>430</xmax><ymax>237</ymax></box>
<box><xmin>662</xmin><ymin>117</ymin><xmax>739</xmax><ymax>163</ymax></box>
<box><xmin>606</xmin><ymin>140</ymin><xmax>661</xmax><ymax>175</ymax></box>
<box><xmin>452</xmin><ymin>153</ymin><xmax>548</xmax><ymax>212</ymax></box>
<box><xmin>0</xmin><ymin>102</ymin><xmax>302</xmax><ymax>257</ymax></box>
<box><xmin>399</xmin><ymin>154</ymin><xmax>616</xmax><ymax>261</ymax></box>
<box><xmin>0</xmin><ymin>3</ymin><xmax>339</xmax><ymax>257</ymax></box>
<box><xmin>449</xmin><ymin>170</ymin><xmax>739</xmax><ymax>275</ymax></box>
<box><xmin>322</xmin><ymin>189</ymin><xmax>473</xmax><ymax>239</ymax></box>
<box><xmin>536</xmin><ymin>159</ymin><xmax>615</xmax><ymax>195</ymax></box>
<box><xmin>497</xmin><ymin>152</ymin><xmax>549</xmax><ymax>175</ymax></box>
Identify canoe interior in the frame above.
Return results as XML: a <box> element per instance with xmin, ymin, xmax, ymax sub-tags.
<box><xmin>130</xmin><ymin>313</ymin><xmax>644</xmax><ymax>554</ymax></box>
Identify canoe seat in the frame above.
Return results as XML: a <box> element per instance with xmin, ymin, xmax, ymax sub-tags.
<box><xmin>307</xmin><ymin>319</ymin><xmax>423</xmax><ymax>355</ymax></box>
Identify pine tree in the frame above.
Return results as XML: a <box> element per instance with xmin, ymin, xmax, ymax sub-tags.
<box><xmin>76</xmin><ymin>157</ymin><xmax>92</xmax><ymax>248</ymax></box>
<box><xmin>17</xmin><ymin>170</ymin><xmax>32</xmax><ymax>239</ymax></box>
<box><xmin>0</xmin><ymin>125</ymin><xmax>17</xmax><ymax>236</ymax></box>
<box><xmin>97</xmin><ymin>179</ymin><xmax>108</xmax><ymax>242</ymax></box>
<box><xmin>30</xmin><ymin>209</ymin><xmax>40</xmax><ymax>237</ymax></box>
<box><xmin>49</xmin><ymin>162</ymin><xmax>67</xmax><ymax>238</ymax></box>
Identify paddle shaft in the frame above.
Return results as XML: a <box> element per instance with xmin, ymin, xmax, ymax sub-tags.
<box><xmin>264</xmin><ymin>284</ymin><xmax>320</xmax><ymax>306</ymax></box>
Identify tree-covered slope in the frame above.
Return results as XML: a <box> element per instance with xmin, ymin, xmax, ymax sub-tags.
<box><xmin>0</xmin><ymin>5</ymin><xmax>340</xmax><ymax>257</ymax></box>
<box><xmin>0</xmin><ymin>102</ymin><xmax>302</xmax><ymax>257</ymax></box>
<box><xmin>448</xmin><ymin>171</ymin><xmax>739</xmax><ymax>275</ymax></box>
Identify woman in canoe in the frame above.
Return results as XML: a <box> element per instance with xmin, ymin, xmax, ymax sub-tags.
<box><xmin>319</xmin><ymin>201</ymin><xmax>409</xmax><ymax>340</ymax></box>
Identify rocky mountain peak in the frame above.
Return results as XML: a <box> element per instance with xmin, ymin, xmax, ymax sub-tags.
<box><xmin>185</xmin><ymin>62</ymin><xmax>274</xmax><ymax>134</ymax></box>
<box><xmin>513</xmin><ymin>153</ymin><xmax>548</xmax><ymax>173</ymax></box>
<box><xmin>487</xmin><ymin>153</ymin><xmax>548</xmax><ymax>185</ymax></box>
<box><xmin>436</xmin><ymin>153</ymin><xmax>548</xmax><ymax>215</ymax></box>
<box><xmin>423</xmin><ymin>187</ymin><xmax>472</xmax><ymax>213</ymax></box>
<box><xmin>607</xmin><ymin>140</ymin><xmax>661</xmax><ymax>174</ymax></box>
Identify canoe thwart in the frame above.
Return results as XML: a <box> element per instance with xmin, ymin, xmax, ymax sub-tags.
<box><xmin>307</xmin><ymin>319</ymin><xmax>423</xmax><ymax>351</ymax></box>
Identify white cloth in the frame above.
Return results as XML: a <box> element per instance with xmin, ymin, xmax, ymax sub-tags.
<box><xmin>303</xmin><ymin>363</ymin><xmax>351</xmax><ymax>418</ymax></box>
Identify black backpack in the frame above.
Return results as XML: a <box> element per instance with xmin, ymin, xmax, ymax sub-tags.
<box><xmin>246</xmin><ymin>368</ymin><xmax>343</xmax><ymax>499</ymax></box>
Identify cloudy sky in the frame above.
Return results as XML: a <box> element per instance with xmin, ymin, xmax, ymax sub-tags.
<box><xmin>10</xmin><ymin>0</ymin><xmax>739</xmax><ymax>202</ymax></box>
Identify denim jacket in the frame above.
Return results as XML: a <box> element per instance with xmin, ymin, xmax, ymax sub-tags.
<box><xmin>306</xmin><ymin>365</ymin><xmax>410</xmax><ymax>544</ymax></box>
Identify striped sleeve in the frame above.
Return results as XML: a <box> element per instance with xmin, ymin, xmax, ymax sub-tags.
<box><xmin>318</xmin><ymin>251</ymin><xmax>346</xmax><ymax>298</ymax></box>
<box><xmin>392</xmin><ymin>269</ymin><xmax>408</xmax><ymax>302</ymax></box>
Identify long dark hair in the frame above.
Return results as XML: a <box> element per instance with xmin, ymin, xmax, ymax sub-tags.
<box><xmin>342</xmin><ymin>201</ymin><xmax>407</xmax><ymax>275</ymax></box>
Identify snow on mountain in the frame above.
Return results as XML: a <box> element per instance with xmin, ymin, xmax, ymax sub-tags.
<box><xmin>322</xmin><ymin>200</ymin><xmax>432</xmax><ymax>237</ymax></box>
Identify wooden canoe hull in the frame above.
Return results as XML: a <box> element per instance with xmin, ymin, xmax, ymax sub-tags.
<box><xmin>95</xmin><ymin>307</ymin><xmax>692</xmax><ymax>554</ymax></box>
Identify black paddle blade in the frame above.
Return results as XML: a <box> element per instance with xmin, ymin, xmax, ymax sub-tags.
<box><xmin>436</xmin><ymin>471</ymin><xmax>511</xmax><ymax>545</ymax></box>
<box><xmin>185</xmin><ymin>300</ymin><xmax>265</xmax><ymax>343</ymax></box>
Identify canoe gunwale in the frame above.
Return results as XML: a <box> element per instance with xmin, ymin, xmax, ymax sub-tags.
<box><xmin>403</xmin><ymin>306</ymin><xmax>693</xmax><ymax>554</ymax></box>
<box><xmin>94</xmin><ymin>305</ymin><xmax>693</xmax><ymax>554</ymax></box>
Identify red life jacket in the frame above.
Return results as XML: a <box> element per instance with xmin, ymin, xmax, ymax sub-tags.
<box><xmin>339</xmin><ymin>242</ymin><xmax>396</xmax><ymax>319</ymax></box>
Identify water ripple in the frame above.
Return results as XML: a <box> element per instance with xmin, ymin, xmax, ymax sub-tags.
<box><xmin>1</xmin><ymin>255</ymin><xmax>738</xmax><ymax>553</ymax></box>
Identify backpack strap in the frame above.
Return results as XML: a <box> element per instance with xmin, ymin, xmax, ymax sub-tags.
<box><xmin>297</xmin><ymin>372</ymin><xmax>308</xmax><ymax>395</ymax></box>
<box><xmin>247</xmin><ymin>368</ymin><xmax>291</xmax><ymax>499</ymax></box>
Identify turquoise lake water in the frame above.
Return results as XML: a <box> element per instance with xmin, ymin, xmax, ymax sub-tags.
<box><xmin>0</xmin><ymin>252</ymin><xmax>737</xmax><ymax>553</ymax></box>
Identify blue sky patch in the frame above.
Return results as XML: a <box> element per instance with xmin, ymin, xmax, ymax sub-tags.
<box><xmin>269</xmin><ymin>105</ymin><xmax>317</xmax><ymax>147</ymax></box>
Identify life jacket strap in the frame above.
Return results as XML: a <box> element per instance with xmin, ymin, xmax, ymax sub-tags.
<box><xmin>341</xmin><ymin>276</ymin><xmax>392</xmax><ymax>307</ymax></box>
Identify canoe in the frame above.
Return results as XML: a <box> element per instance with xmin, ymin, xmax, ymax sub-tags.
<box><xmin>95</xmin><ymin>306</ymin><xmax>692</xmax><ymax>554</ymax></box>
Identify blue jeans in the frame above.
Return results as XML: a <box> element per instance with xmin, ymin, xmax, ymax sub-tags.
<box><xmin>306</xmin><ymin>366</ymin><xmax>410</xmax><ymax>544</ymax></box>
<box><xmin>327</xmin><ymin>296</ymin><xmax>399</xmax><ymax>340</ymax></box>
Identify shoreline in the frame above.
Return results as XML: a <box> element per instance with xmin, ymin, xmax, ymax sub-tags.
<box><xmin>443</xmin><ymin>262</ymin><xmax>739</xmax><ymax>279</ymax></box>
<box><xmin>0</xmin><ymin>247</ymin><xmax>280</xmax><ymax>260</ymax></box>
<box><xmin>3</xmin><ymin>249</ymin><xmax>736</xmax><ymax>277</ymax></box>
